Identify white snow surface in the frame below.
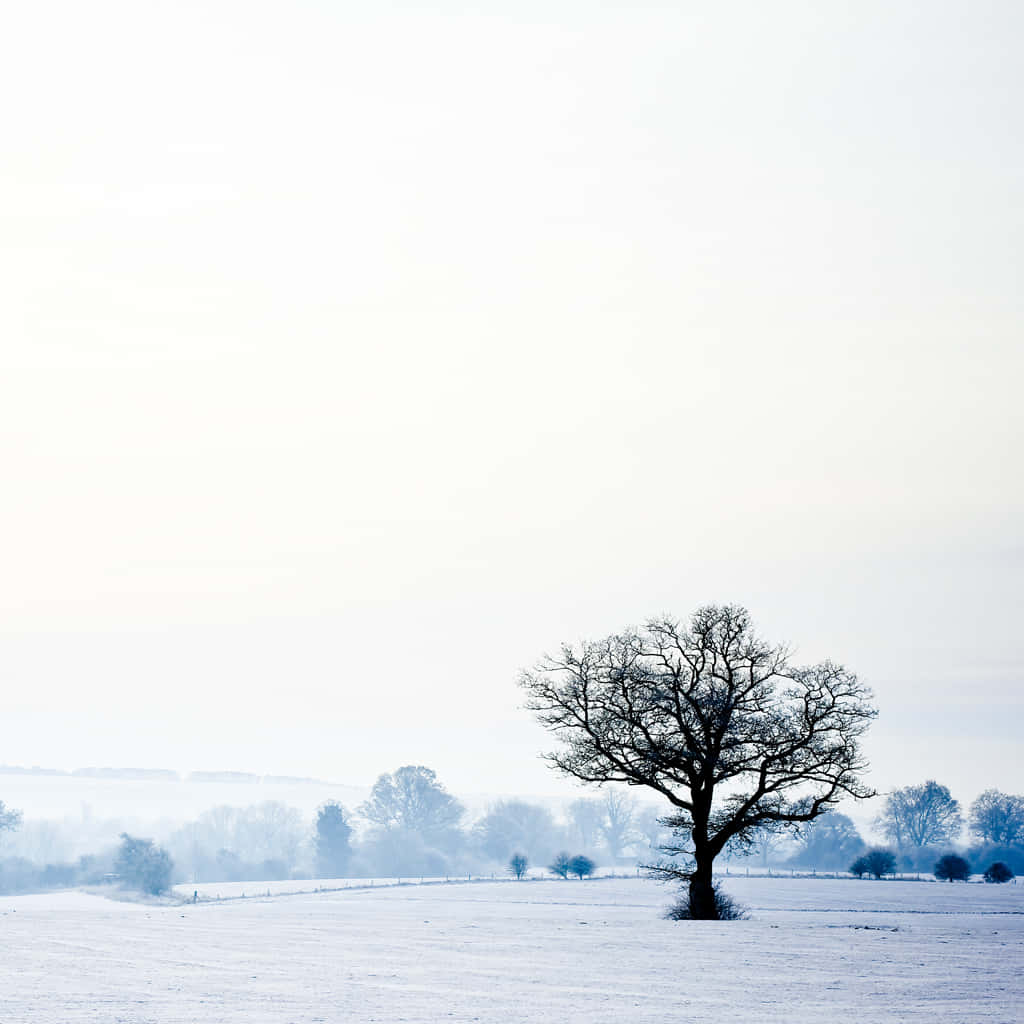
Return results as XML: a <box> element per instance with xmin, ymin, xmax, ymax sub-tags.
<box><xmin>4</xmin><ymin>877</ymin><xmax>1022</xmax><ymax>1023</ymax></box>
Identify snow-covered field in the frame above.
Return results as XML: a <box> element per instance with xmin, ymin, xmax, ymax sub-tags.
<box><xmin>3</xmin><ymin>876</ymin><xmax>1021</xmax><ymax>1023</ymax></box>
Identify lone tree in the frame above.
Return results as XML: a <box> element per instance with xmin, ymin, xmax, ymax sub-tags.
<box><xmin>314</xmin><ymin>801</ymin><xmax>354</xmax><ymax>878</ymax></box>
<box><xmin>876</xmin><ymin>781</ymin><xmax>963</xmax><ymax>850</ymax></box>
<box><xmin>853</xmin><ymin>847</ymin><xmax>896</xmax><ymax>879</ymax></box>
<box><xmin>359</xmin><ymin>766</ymin><xmax>464</xmax><ymax>843</ymax></box>
<box><xmin>549</xmin><ymin>851</ymin><xmax>572</xmax><ymax>878</ymax></box>
<box><xmin>969</xmin><ymin>790</ymin><xmax>1024</xmax><ymax>846</ymax></box>
<box><xmin>509</xmin><ymin>852</ymin><xmax>529</xmax><ymax>879</ymax></box>
<box><xmin>115</xmin><ymin>833</ymin><xmax>174</xmax><ymax>895</ymax></box>
<box><xmin>568</xmin><ymin>854</ymin><xmax>596</xmax><ymax>879</ymax></box>
<box><xmin>521</xmin><ymin>605</ymin><xmax>876</xmax><ymax>920</ymax></box>
<box><xmin>934</xmin><ymin>853</ymin><xmax>970</xmax><ymax>882</ymax></box>
<box><xmin>983</xmin><ymin>861</ymin><xmax>1014</xmax><ymax>884</ymax></box>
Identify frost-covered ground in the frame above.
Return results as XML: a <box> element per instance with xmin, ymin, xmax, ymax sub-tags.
<box><xmin>3</xmin><ymin>877</ymin><xmax>1021</xmax><ymax>1023</ymax></box>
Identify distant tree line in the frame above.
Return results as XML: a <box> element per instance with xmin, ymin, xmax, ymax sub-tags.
<box><xmin>2</xmin><ymin>773</ymin><xmax>1021</xmax><ymax>896</ymax></box>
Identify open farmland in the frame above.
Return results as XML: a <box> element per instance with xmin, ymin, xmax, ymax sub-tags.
<box><xmin>3</xmin><ymin>877</ymin><xmax>1022</xmax><ymax>1023</ymax></box>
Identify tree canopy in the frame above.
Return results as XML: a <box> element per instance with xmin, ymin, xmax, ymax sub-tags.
<box><xmin>969</xmin><ymin>790</ymin><xmax>1024</xmax><ymax>846</ymax></box>
<box><xmin>359</xmin><ymin>766</ymin><xmax>464</xmax><ymax>841</ymax></box>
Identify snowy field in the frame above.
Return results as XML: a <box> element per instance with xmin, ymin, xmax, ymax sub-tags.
<box><xmin>3</xmin><ymin>877</ymin><xmax>1022</xmax><ymax>1023</ymax></box>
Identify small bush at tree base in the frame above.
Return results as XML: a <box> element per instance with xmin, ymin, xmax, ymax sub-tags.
<box><xmin>934</xmin><ymin>853</ymin><xmax>970</xmax><ymax>882</ymax></box>
<box><xmin>508</xmin><ymin>853</ymin><xmax>528</xmax><ymax>879</ymax></box>
<box><xmin>568</xmin><ymin>854</ymin><xmax>596</xmax><ymax>879</ymax></box>
<box><xmin>665</xmin><ymin>884</ymin><xmax>747</xmax><ymax>921</ymax></box>
<box><xmin>983</xmin><ymin>861</ymin><xmax>1014</xmax><ymax>884</ymax></box>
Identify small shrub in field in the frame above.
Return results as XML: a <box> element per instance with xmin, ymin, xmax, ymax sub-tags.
<box><xmin>859</xmin><ymin>848</ymin><xmax>896</xmax><ymax>879</ymax></box>
<box><xmin>548</xmin><ymin>851</ymin><xmax>572</xmax><ymax>879</ymax></box>
<box><xmin>665</xmin><ymin>884</ymin><xmax>747</xmax><ymax>921</ymax></box>
<box><xmin>568</xmin><ymin>854</ymin><xmax>596</xmax><ymax>879</ymax></box>
<box><xmin>508</xmin><ymin>853</ymin><xmax>528</xmax><ymax>879</ymax></box>
<box><xmin>934</xmin><ymin>853</ymin><xmax>970</xmax><ymax>882</ymax></box>
<box><xmin>983</xmin><ymin>861</ymin><xmax>1014</xmax><ymax>884</ymax></box>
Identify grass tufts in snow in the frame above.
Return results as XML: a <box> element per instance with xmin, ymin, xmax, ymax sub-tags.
<box><xmin>664</xmin><ymin>884</ymin><xmax>748</xmax><ymax>921</ymax></box>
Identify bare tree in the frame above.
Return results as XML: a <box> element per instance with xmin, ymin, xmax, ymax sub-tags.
<box><xmin>521</xmin><ymin>604</ymin><xmax>876</xmax><ymax>919</ymax></box>
<box><xmin>633</xmin><ymin>804</ymin><xmax>673</xmax><ymax>860</ymax></box>
<box><xmin>568</xmin><ymin>854</ymin><xmax>596</xmax><ymax>879</ymax></box>
<box><xmin>239</xmin><ymin>801</ymin><xmax>305</xmax><ymax>871</ymax></box>
<box><xmin>733</xmin><ymin>826</ymin><xmax>789</xmax><ymax>868</ymax></box>
<box><xmin>969</xmin><ymin>790</ymin><xmax>1024</xmax><ymax>845</ymax></box>
<box><xmin>851</xmin><ymin>847</ymin><xmax>896</xmax><ymax>879</ymax></box>
<box><xmin>475</xmin><ymin>800</ymin><xmax>559</xmax><ymax>865</ymax></box>
<box><xmin>508</xmin><ymin>852</ymin><xmax>529</xmax><ymax>879</ymax></box>
<box><xmin>566</xmin><ymin>798</ymin><xmax>603</xmax><ymax>852</ymax></box>
<box><xmin>548</xmin><ymin>851</ymin><xmax>572</xmax><ymax>878</ymax></box>
<box><xmin>359</xmin><ymin>766</ymin><xmax>464</xmax><ymax>843</ymax></box>
<box><xmin>876</xmin><ymin>781</ymin><xmax>963</xmax><ymax>850</ymax></box>
<box><xmin>599</xmin><ymin>789</ymin><xmax>637</xmax><ymax>860</ymax></box>
<box><xmin>789</xmin><ymin>811</ymin><xmax>865</xmax><ymax>871</ymax></box>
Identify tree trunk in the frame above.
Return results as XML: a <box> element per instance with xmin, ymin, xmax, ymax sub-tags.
<box><xmin>688</xmin><ymin>855</ymin><xmax>718</xmax><ymax>920</ymax></box>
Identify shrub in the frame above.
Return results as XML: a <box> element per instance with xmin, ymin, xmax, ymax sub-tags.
<box><xmin>983</xmin><ymin>861</ymin><xmax>1014</xmax><ymax>884</ymax></box>
<box><xmin>548</xmin><ymin>851</ymin><xmax>572</xmax><ymax>879</ymax></box>
<box><xmin>568</xmin><ymin>854</ymin><xmax>596</xmax><ymax>879</ymax></box>
<box><xmin>861</xmin><ymin>848</ymin><xmax>897</xmax><ymax>879</ymax></box>
<box><xmin>115</xmin><ymin>833</ymin><xmax>174</xmax><ymax>895</ymax></box>
<box><xmin>934</xmin><ymin>853</ymin><xmax>970</xmax><ymax>882</ymax></box>
<box><xmin>509</xmin><ymin>853</ymin><xmax>528</xmax><ymax>879</ymax></box>
<box><xmin>665</xmin><ymin>884</ymin><xmax>747</xmax><ymax>921</ymax></box>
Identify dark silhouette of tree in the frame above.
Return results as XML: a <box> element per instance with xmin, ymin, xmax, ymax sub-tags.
<box><xmin>549</xmin><ymin>851</ymin><xmax>572</xmax><ymax>878</ymax></box>
<box><xmin>115</xmin><ymin>833</ymin><xmax>173</xmax><ymax>894</ymax></box>
<box><xmin>860</xmin><ymin>848</ymin><xmax>896</xmax><ymax>879</ymax></box>
<box><xmin>934</xmin><ymin>853</ymin><xmax>970</xmax><ymax>882</ymax></box>
<box><xmin>521</xmin><ymin>605</ymin><xmax>876</xmax><ymax>919</ymax></box>
<box><xmin>850</xmin><ymin>854</ymin><xmax>868</xmax><ymax>878</ymax></box>
<box><xmin>314</xmin><ymin>801</ymin><xmax>353</xmax><ymax>878</ymax></box>
<box><xmin>983</xmin><ymin>861</ymin><xmax>1014</xmax><ymax>884</ymax></box>
<box><xmin>568</xmin><ymin>854</ymin><xmax>596</xmax><ymax>879</ymax></box>
<box><xmin>509</xmin><ymin>852</ymin><xmax>529</xmax><ymax>879</ymax></box>
<box><xmin>969</xmin><ymin>790</ymin><xmax>1024</xmax><ymax>845</ymax></box>
<box><xmin>359</xmin><ymin>766</ymin><xmax>464</xmax><ymax>842</ymax></box>
<box><xmin>789</xmin><ymin>811</ymin><xmax>865</xmax><ymax>870</ymax></box>
<box><xmin>876</xmin><ymin>781</ymin><xmax>962</xmax><ymax>850</ymax></box>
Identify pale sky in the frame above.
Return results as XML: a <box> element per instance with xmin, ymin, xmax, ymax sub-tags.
<box><xmin>2</xmin><ymin>2</ymin><xmax>1021</xmax><ymax>816</ymax></box>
